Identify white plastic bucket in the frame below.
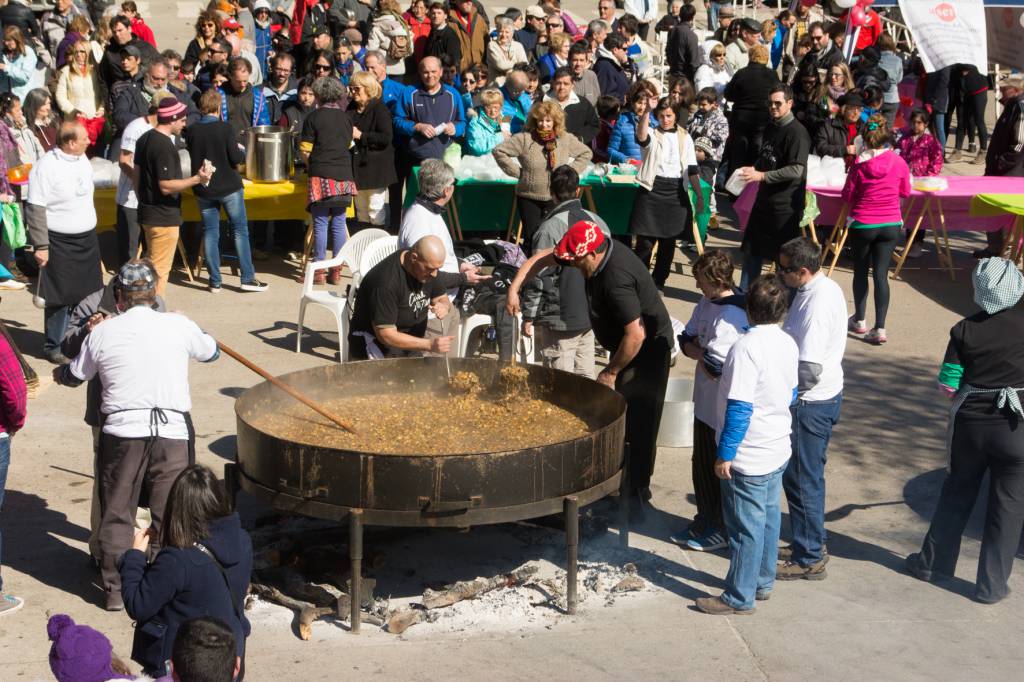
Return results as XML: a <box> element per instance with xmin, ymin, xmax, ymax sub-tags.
<box><xmin>658</xmin><ymin>377</ymin><xmax>695</xmax><ymax>448</ymax></box>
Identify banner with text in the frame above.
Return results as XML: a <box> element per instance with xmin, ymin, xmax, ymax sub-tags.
<box><xmin>897</xmin><ymin>0</ymin><xmax>988</xmax><ymax>72</ymax></box>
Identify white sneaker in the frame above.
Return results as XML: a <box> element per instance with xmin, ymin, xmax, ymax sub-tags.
<box><xmin>0</xmin><ymin>279</ymin><xmax>26</xmax><ymax>290</ymax></box>
<box><xmin>240</xmin><ymin>279</ymin><xmax>269</xmax><ymax>292</ymax></box>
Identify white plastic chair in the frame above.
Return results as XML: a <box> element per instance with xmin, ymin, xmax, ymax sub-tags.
<box><xmin>342</xmin><ymin>228</ymin><xmax>390</xmax><ymax>296</ymax></box>
<box><xmin>458</xmin><ymin>311</ymin><xmax>535</xmax><ymax>363</ymax></box>
<box><xmin>294</xmin><ymin>229</ymin><xmax>389</xmax><ymax>361</ymax></box>
<box><xmin>358</xmin><ymin>236</ymin><xmax>399</xmax><ymax>277</ymax></box>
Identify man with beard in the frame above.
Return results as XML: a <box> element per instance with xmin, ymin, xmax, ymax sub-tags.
<box><xmin>216</xmin><ymin>57</ymin><xmax>270</xmax><ymax>141</ymax></box>
<box><xmin>113</xmin><ymin>58</ymin><xmax>199</xmax><ymax>140</ymax></box>
<box><xmin>262</xmin><ymin>52</ymin><xmax>297</xmax><ymax>125</ymax></box>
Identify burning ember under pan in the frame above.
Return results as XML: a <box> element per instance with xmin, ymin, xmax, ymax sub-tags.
<box><xmin>227</xmin><ymin>357</ymin><xmax>627</xmax><ymax>628</ymax></box>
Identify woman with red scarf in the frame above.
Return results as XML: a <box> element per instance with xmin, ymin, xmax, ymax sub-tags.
<box><xmin>493</xmin><ymin>100</ymin><xmax>592</xmax><ymax>249</ymax></box>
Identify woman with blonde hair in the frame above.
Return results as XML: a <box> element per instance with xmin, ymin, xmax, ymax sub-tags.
<box><xmin>493</xmin><ymin>100</ymin><xmax>593</xmax><ymax>245</ymax></box>
<box><xmin>347</xmin><ymin>70</ymin><xmax>395</xmax><ymax>233</ymax></box>
<box><xmin>486</xmin><ymin>16</ymin><xmax>527</xmax><ymax>84</ymax></box>
<box><xmin>55</xmin><ymin>39</ymin><xmax>105</xmax><ymax>120</ymax></box>
<box><xmin>367</xmin><ymin>0</ymin><xmax>413</xmax><ymax>78</ymax></box>
<box><xmin>825</xmin><ymin>62</ymin><xmax>854</xmax><ymax>114</ymax></box>
<box><xmin>55</xmin><ymin>15</ymin><xmax>96</xmax><ymax>69</ymax></box>
<box><xmin>538</xmin><ymin>31</ymin><xmax>571</xmax><ymax>84</ymax></box>
<box><xmin>0</xmin><ymin>27</ymin><xmax>37</xmax><ymax>103</ymax></box>
<box><xmin>466</xmin><ymin>88</ymin><xmax>508</xmax><ymax>155</ymax></box>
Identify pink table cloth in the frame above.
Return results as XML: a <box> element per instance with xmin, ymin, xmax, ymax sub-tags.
<box><xmin>734</xmin><ymin>175</ymin><xmax>1023</xmax><ymax>233</ymax></box>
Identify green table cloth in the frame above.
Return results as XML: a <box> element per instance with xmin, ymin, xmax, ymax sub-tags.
<box><xmin>406</xmin><ymin>167</ymin><xmax>712</xmax><ymax>241</ymax></box>
<box><xmin>971</xmin><ymin>193</ymin><xmax>1024</xmax><ymax>218</ymax></box>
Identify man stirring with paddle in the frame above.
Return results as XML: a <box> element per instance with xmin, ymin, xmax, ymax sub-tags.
<box><xmin>52</xmin><ymin>259</ymin><xmax>219</xmax><ymax>611</ymax></box>
<box><xmin>506</xmin><ymin>221</ymin><xmax>673</xmax><ymax>518</ymax></box>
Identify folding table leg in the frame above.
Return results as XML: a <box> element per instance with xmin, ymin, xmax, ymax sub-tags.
<box><xmin>505</xmin><ymin>194</ymin><xmax>520</xmax><ymax>242</ymax></box>
<box><xmin>300</xmin><ymin>219</ymin><xmax>314</xmax><ymax>272</ymax></box>
<box><xmin>819</xmin><ymin>222</ymin><xmax>842</xmax><ymax>267</ymax></box>
<box><xmin>892</xmin><ymin>197</ymin><xmax>927</xmax><ymax>280</ymax></box>
<box><xmin>176</xmin><ymin>238</ymin><xmax>194</xmax><ymax>281</ymax></box>
<box><xmin>931</xmin><ymin>198</ymin><xmax>955</xmax><ymax>280</ymax></box>
<box><xmin>824</xmin><ymin>204</ymin><xmax>850</xmax><ymax>277</ymax></box>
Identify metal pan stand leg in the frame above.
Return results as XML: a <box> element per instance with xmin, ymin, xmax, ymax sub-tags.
<box><xmin>349</xmin><ymin>509</ymin><xmax>363</xmax><ymax>634</ymax></box>
<box><xmin>619</xmin><ymin>445</ymin><xmax>631</xmax><ymax>549</ymax></box>
<box><xmin>565</xmin><ymin>496</ymin><xmax>579</xmax><ymax>615</ymax></box>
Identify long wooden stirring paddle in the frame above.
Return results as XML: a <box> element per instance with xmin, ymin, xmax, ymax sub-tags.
<box><xmin>218</xmin><ymin>341</ymin><xmax>357</xmax><ymax>434</ymax></box>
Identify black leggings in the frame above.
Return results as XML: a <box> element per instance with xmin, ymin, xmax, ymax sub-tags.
<box><xmin>850</xmin><ymin>224</ymin><xmax>899</xmax><ymax>328</ymax></box>
<box><xmin>517</xmin><ymin>196</ymin><xmax>553</xmax><ymax>251</ymax></box>
<box><xmin>954</xmin><ymin>91</ymin><xmax>990</xmax><ymax>151</ymax></box>
<box><xmin>633</xmin><ymin>235</ymin><xmax>676</xmax><ymax>289</ymax></box>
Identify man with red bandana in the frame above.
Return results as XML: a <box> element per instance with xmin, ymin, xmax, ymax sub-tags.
<box><xmin>506</xmin><ymin>220</ymin><xmax>673</xmax><ymax>518</ymax></box>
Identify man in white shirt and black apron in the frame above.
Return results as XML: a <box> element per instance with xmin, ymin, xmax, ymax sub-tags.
<box><xmin>53</xmin><ymin>260</ymin><xmax>220</xmax><ymax>610</ymax></box>
<box><xmin>26</xmin><ymin>121</ymin><xmax>102</xmax><ymax>365</ymax></box>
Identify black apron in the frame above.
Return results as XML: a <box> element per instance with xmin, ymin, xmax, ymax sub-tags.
<box><xmin>41</xmin><ymin>230</ymin><xmax>102</xmax><ymax>307</ymax></box>
<box><xmin>629</xmin><ymin>176</ymin><xmax>692</xmax><ymax>239</ymax></box>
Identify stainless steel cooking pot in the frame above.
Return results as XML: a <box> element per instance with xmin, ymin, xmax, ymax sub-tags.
<box><xmin>244</xmin><ymin>126</ymin><xmax>294</xmax><ymax>183</ymax></box>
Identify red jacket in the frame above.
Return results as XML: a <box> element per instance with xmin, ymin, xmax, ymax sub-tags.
<box><xmin>403</xmin><ymin>11</ymin><xmax>432</xmax><ymax>62</ymax></box>
<box><xmin>130</xmin><ymin>17</ymin><xmax>156</xmax><ymax>48</ymax></box>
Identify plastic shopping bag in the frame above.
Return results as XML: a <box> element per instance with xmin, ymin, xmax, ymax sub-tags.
<box><xmin>2</xmin><ymin>201</ymin><xmax>25</xmax><ymax>249</ymax></box>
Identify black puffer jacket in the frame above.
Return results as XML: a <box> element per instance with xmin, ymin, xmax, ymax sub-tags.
<box><xmin>347</xmin><ymin>97</ymin><xmax>396</xmax><ymax>189</ymax></box>
<box><xmin>0</xmin><ymin>2</ymin><xmax>41</xmax><ymax>39</ymax></box>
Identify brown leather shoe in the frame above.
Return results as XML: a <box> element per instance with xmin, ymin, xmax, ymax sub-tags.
<box><xmin>695</xmin><ymin>596</ymin><xmax>755</xmax><ymax>615</ymax></box>
<box><xmin>776</xmin><ymin>559</ymin><xmax>828</xmax><ymax>581</ymax></box>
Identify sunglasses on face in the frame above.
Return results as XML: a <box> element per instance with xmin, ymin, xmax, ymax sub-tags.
<box><xmin>547</xmin><ymin>22</ymin><xmax>561</xmax><ymax>28</ymax></box>
<box><xmin>315</xmin><ymin>63</ymin><xmax>331</xmax><ymax>71</ymax></box>
<box><xmin>780</xmin><ymin>264</ymin><xmax>801</xmax><ymax>274</ymax></box>
<box><xmin>769</xmin><ymin>100</ymin><xmax>785</xmax><ymax>108</ymax></box>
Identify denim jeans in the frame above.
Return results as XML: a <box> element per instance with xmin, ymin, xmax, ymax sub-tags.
<box><xmin>783</xmin><ymin>393</ymin><xmax>842</xmax><ymax>566</ymax></box>
<box><xmin>720</xmin><ymin>463</ymin><xmax>785</xmax><ymax>610</ymax></box>
<box><xmin>0</xmin><ymin>435</ymin><xmax>9</xmax><ymax>592</ymax></box>
<box><xmin>43</xmin><ymin>305</ymin><xmax>69</xmax><ymax>355</ymax></box>
<box><xmin>932</xmin><ymin>112</ymin><xmax>947</xmax><ymax>153</ymax></box>
<box><xmin>707</xmin><ymin>1</ymin><xmax>723</xmax><ymax>31</ymax></box>
<box><xmin>197</xmin><ymin>189</ymin><xmax>256</xmax><ymax>286</ymax></box>
<box><xmin>311</xmin><ymin>204</ymin><xmax>348</xmax><ymax>261</ymax></box>
<box><xmin>738</xmin><ymin>252</ymin><xmax>765</xmax><ymax>292</ymax></box>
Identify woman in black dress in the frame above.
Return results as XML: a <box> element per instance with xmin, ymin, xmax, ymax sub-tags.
<box><xmin>629</xmin><ymin>96</ymin><xmax>704</xmax><ymax>292</ymax></box>
<box><xmin>907</xmin><ymin>257</ymin><xmax>1024</xmax><ymax>604</ymax></box>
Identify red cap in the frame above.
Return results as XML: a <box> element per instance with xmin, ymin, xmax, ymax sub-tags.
<box><xmin>554</xmin><ymin>220</ymin><xmax>606</xmax><ymax>260</ymax></box>
<box><xmin>223</xmin><ymin>18</ymin><xmax>241</xmax><ymax>29</ymax></box>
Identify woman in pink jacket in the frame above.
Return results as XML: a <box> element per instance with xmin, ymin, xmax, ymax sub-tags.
<box><xmin>841</xmin><ymin>113</ymin><xmax>911</xmax><ymax>345</ymax></box>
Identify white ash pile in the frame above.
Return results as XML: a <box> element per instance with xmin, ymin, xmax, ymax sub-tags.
<box><xmin>243</xmin><ymin>510</ymin><xmax>659</xmax><ymax>639</ymax></box>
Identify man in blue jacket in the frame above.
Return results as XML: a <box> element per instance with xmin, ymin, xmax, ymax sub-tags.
<box><xmin>592</xmin><ymin>32</ymin><xmax>633</xmax><ymax>102</ymax></box>
<box><xmin>216</xmin><ymin>57</ymin><xmax>270</xmax><ymax>142</ymax></box>
<box><xmin>390</xmin><ymin>56</ymin><xmax>465</xmax><ymax>228</ymax></box>
<box><xmin>364</xmin><ymin>50</ymin><xmax>406</xmax><ymax>116</ymax></box>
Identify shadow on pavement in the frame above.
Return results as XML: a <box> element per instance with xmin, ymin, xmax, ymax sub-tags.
<box><xmin>3</xmin><ymin>489</ymin><xmax>101</xmax><ymax>606</ymax></box>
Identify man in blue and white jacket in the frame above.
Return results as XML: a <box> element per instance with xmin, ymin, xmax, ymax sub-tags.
<box><xmin>696</xmin><ymin>274</ymin><xmax>798</xmax><ymax>616</ymax></box>
<box><xmin>391</xmin><ymin>56</ymin><xmax>466</xmax><ymax>227</ymax></box>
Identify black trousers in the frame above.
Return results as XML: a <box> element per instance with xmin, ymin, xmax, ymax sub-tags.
<box><xmin>955</xmin><ymin>91</ymin><xmax>990</xmax><ymax>151</ymax></box>
<box><xmin>97</xmin><ymin>433</ymin><xmax>190</xmax><ymax>594</ymax></box>
<box><xmin>918</xmin><ymin>414</ymin><xmax>1024</xmax><ymax>603</ymax></box>
<box><xmin>617</xmin><ymin>336</ymin><xmax>672</xmax><ymax>491</ymax></box>
<box><xmin>692</xmin><ymin>417</ymin><xmax>723</xmax><ymax>531</ymax></box>
<box><xmin>517</xmin><ymin>197</ymin><xmax>553</xmax><ymax>251</ymax></box>
<box><xmin>633</xmin><ymin>236</ymin><xmax>676</xmax><ymax>289</ymax></box>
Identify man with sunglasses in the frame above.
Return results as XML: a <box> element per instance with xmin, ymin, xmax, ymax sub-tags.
<box><xmin>195</xmin><ymin>37</ymin><xmax>231</xmax><ymax>92</ymax></box>
<box><xmin>800</xmin><ymin>20</ymin><xmax>842</xmax><ymax>73</ymax></box>
<box><xmin>775</xmin><ymin>236</ymin><xmax>846</xmax><ymax>582</ymax></box>
<box><xmin>736</xmin><ymin>84</ymin><xmax>810</xmax><ymax>292</ymax></box>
